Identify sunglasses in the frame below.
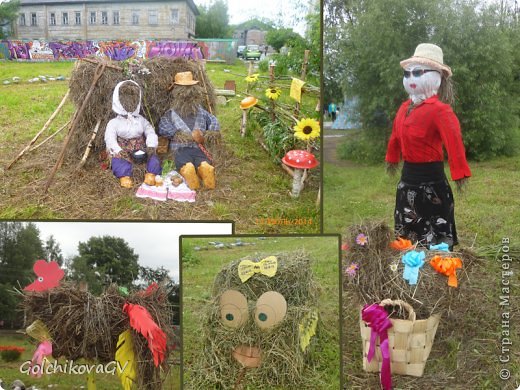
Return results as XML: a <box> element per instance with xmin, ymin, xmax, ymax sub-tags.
<box><xmin>403</xmin><ymin>69</ymin><xmax>439</xmax><ymax>78</ymax></box>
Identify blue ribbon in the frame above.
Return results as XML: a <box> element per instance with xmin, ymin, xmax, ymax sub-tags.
<box><xmin>402</xmin><ymin>250</ymin><xmax>425</xmax><ymax>285</ymax></box>
<box><xmin>429</xmin><ymin>243</ymin><xmax>450</xmax><ymax>252</ymax></box>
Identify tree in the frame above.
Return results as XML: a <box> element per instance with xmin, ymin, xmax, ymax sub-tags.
<box><xmin>325</xmin><ymin>0</ymin><xmax>520</xmax><ymax>161</ymax></box>
<box><xmin>266</xmin><ymin>28</ymin><xmax>304</xmax><ymax>52</ymax></box>
<box><xmin>0</xmin><ymin>0</ymin><xmax>19</xmax><ymax>39</ymax></box>
<box><xmin>0</xmin><ymin>222</ymin><xmax>44</xmax><ymax>328</ymax></box>
<box><xmin>195</xmin><ymin>0</ymin><xmax>230</xmax><ymax>39</ymax></box>
<box><xmin>44</xmin><ymin>235</ymin><xmax>64</xmax><ymax>266</ymax></box>
<box><xmin>69</xmin><ymin>236</ymin><xmax>140</xmax><ymax>294</ymax></box>
<box><xmin>139</xmin><ymin>265</ymin><xmax>179</xmax><ymax>325</ymax></box>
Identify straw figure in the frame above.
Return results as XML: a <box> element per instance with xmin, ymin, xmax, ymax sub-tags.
<box><xmin>105</xmin><ymin>80</ymin><xmax>161</xmax><ymax>188</ymax></box>
<box><xmin>158</xmin><ymin>71</ymin><xmax>220</xmax><ymax>190</ymax></box>
<box><xmin>187</xmin><ymin>252</ymin><xmax>322</xmax><ymax>389</ymax></box>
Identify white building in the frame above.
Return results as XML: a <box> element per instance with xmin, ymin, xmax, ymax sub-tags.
<box><xmin>14</xmin><ymin>0</ymin><xmax>198</xmax><ymax>40</ymax></box>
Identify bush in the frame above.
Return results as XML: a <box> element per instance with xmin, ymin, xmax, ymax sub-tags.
<box><xmin>337</xmin><ymin>129</ymin><xmax>387</xmax><ymax>164</ymax></box>
<box><xmin>0</xmin><ymin>346</ymin><xmax>24</xmax><ymax>362</ymax></box>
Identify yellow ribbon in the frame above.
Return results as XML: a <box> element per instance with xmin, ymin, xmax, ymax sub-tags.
<box><xmin>238</xmin><ymin>256</ymin><xmax>278</xmax><ymax>283</ymax></box>
<box><xmin>299</xmin><ymin>309</ymin><xmax>319</xmax><ymax>352</ymax></box>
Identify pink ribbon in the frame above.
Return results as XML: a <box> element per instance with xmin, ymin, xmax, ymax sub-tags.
<box><xmin>362</xmin><ymin>304</ymin><xmax>393</xmax><ymax>390</ymax></box>
<box><xmin>30</xmin><ymin>340</ymin><xmax>52</xmax><ymax>377</ymax></box>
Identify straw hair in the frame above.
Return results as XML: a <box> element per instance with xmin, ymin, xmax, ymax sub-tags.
<box><xmin>400</xmin><ymin>43</ymin><xmax>452</xmax><ymax>77</ymax></box>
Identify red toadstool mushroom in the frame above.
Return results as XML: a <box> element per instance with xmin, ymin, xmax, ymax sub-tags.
<box><xmin>281</xmin><ymin>150</ymin><xmax>319</xmax><ymax>197</ymax></box>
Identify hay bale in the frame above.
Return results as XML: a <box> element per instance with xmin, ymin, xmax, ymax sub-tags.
<box><xmin>67</xmin><ymin>56</ymin><xmax>217</xmax><ymax>160</ymax></box>
<box><xmin>22</xmin><ymin>283</ymin><xmax>176</xmax><ymax>389</ymax></box>
<box><xmin>344</xmin><ymin>221</ymin><xmax>478</xmax><ymax>319</ymax></box>
<box><xmin>187</xmin><ymin>251</ymin><xmax>322</xmax><ymax>389</ymax></box>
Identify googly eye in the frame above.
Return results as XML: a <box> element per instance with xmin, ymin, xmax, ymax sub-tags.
<box><xmin>255</xmin><ymin>291</ymin><xmax>287</xmax><ymax>330</ymax></box>
<box><xmin>219</xmin><ymin>290</ymin><xmax>248</xmax><ymax>328</ymax></box>
<box><xmin>38</xmin><ymin>277</ymin><xmax>44</xmax><ymax>282</ymax></box>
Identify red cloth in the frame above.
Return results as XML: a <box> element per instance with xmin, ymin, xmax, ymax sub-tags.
<box><xmin>385</xmin><ymin>95</ymin><xmax>471</xmax><ymax>181</ymax></box>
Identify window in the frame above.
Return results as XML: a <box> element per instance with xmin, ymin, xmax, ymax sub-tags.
<box><xmin>170</xmin><ymin>9</ymin><xmax>179</xmax><ymax>24</ymax></box>
<box><xmin>89</xmin><ymin>11</ymin><xmax>96</xmax><ymax>24</ymax></box>
<box><xmin>148</xmin><ymin>10</ymin><xmax>158</xmax><ymax>25</ymax></box>
<box><xmin>75</xmin><ymin>12</ymin><xmax>81</xmax><ymax>25</ymax></box>
<box><xmin>31</xmin><ymin>12</ymin><xmax>37</xmax><ymax>26</ymax></box>
<box><xmin>113</xmin><ymin>11</ymin><xmax>120</xmax><ymax>25</ymax></box>
<box><xmin>101</xmin><ymin>11</ymin><xmax>107</xmax><ymax>25</ymax></box>
<box><xmin>62</xmin><ymin>12</ymin><xmax>68</xmax><ymax>25</ymax></box>
<box><xmin>50</xmin><ymin>13</ymin><xmax>56</xmax><ymax>26</ymax></box>
<box><xmin>19</xmin><ymin>13</ymin><xmax>26</xmax><ymax>26</ymax></box>
<box><xmin>132</xmin><ymin>12</ymin><xmax>139</xmax><ymax>25</ymax></box>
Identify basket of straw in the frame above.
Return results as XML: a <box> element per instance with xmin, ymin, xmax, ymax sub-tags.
<box><xmin>360</xmin><ymin>299</ymin><xmax>440</xmax><ymax>378</ymax></box>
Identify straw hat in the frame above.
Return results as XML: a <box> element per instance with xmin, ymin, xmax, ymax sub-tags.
<box><xmin>173</xmin><ymin>71</ymin><xmax>199</xmax><ymax>86</ymax></box>
<box><xmin>400</xmin><ymin>43</ymin><xmax>452</xmax><ymax>77</ymax></box>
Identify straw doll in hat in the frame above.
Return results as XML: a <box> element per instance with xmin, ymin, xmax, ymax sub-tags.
<box><xmin>386</xmin><ymin>43</ymin><xmax>471</xmax><ymax>249</ymax></box>
<box><xmin>105</xmin><ymin>80</ymin><xmax>162</xmax><ymax>188</ymax></box>
<box><xmin>158</xmin><ymin>71</ymin><xmax>220</xmax><ymax>190</ymax></box>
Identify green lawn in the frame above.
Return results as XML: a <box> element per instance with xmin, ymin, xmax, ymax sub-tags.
<box><xmin>0</xmin><ymin>60</ymin><xmax>319</xmax><ymax>233</ymax></box>
<box><xmin>324</xmin><ymin>135</ymin><xmax>520</xmax><ymax>389</ymax></box>
<box><xmin>181</xmin><ymin>236</ymin><xmax>341</xmax><ymax>389</ymax></box>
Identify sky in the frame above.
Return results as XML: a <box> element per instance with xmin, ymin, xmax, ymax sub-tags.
<box><xmin>194</xmin><ymin>0</ymin><xmax>313</xmax><ymax>36</ymax></box>
<box><xmin>34</xmin><ymin>221</ymin><xmax>233</xmax><ymax>283</ymax></box>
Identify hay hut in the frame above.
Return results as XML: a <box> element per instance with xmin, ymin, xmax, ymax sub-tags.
<box><xmin>22</xmin><ymin>283</ymin><xmax>176</xmax><ymax>389</ymax></box>
<box><xmin>67</xmin><ymin>56</ymin><xmax>218</xmax><ymax>160</ymax></box>
<box><xmin>187</xmin><ymin>251</ymin><xmax>323</xmax><ymax>389</ymax></box>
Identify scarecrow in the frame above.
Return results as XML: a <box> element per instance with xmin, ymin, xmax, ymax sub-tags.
<box><xmin>189</xmin><ymin>253</ymin><xmax>320</xmax><ymax>388</ymax></box>
<box><xmin>105</xmin><ymin>80</ymin><xmax>162</xmax><ymax>188</ymax></box>
<box><xmin>158</xmin><ymin>71</ymin><xmax>220</xmax><ymax>190</ymax></box>
<box><xmin>385</xmin><ymin>43</ymin><xmax>471</xmax><ymax>249</ymax></box>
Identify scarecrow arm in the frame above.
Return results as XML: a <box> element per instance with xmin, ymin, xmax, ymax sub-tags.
<box><xmin>435</xmin><ymin>105</ymin><xmax>471</xmax><ymax>181</ymax></box>
<box><xmin>104</xmin><ymin>120</ymin><xmax>122</xmax><ymax>155</ymax></box>
<box><xmin>202</xmin><ymin>108</ymin><xmax>220</xmax><ymax>131</ymax></box>
<box><xmin>142</xmin><ymin>117</ymin><xmax>158</xmax><ymax>148</ymax></box>
<box><xmin>385</xmin><ymin>114</ymin><xmax>401</xmax><ymax>165</ymax></box>
<box><xmin>158</xmin><ymin>110</ymin><xmax>181</xmax><ymax>138</ymax></box>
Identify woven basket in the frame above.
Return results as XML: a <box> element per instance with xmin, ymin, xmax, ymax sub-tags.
<box><xmin>360</xmin><ymin>299</ymin><xmax>441</xmax><ymax>377</ymax></box>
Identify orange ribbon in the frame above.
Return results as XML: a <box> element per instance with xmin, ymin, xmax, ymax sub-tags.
<box><xmin>389</xmin><ymin>237</ymin><xmax>413</xmax><ymax>251</ymax></box>
<box><xmin>430</xmin><ymin>255</ymin><xmax>463</xmax><ymax>287</ymax></box>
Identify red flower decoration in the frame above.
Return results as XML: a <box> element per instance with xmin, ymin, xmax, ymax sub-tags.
<box><xmin>24</xmin><ymin>260</ymin><xmax>64</xmax><ymax>292</ymax></box>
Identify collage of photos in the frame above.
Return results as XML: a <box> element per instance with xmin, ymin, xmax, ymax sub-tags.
<box><xmin>0</xmin><ymin>0</ymin><xmax>518</xmax><ymax>389</ymax></box>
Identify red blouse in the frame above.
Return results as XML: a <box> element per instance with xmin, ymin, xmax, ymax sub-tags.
<box><xmin>385</xmin><ymin>95</ymin><xmax>471</xmax><ymax>181</ymax></box>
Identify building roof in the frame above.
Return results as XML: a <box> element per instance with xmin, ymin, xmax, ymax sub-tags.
<box><xmin>19</xmin><ymin>0</ymin><xmax>199</xmax><ymax>16</ymax></box>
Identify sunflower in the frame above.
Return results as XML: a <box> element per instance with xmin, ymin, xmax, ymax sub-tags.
<box><xmin>293</xmin><ymin>118</ymin><xmax>320</xmax><ymax>141</ymax></box>
<box><xmin>244</xmin><ymin>73</ymin><xmax>259</xmax><ymax>83</ymax></box>
<box><xmin>265</xmin><ymin>87</ymin><xmax>282</xmax><ymax>100</ymax></box>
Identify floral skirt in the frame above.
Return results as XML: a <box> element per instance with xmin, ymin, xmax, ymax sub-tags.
<box><xmin>394</xmin><ymin>179</ymin><xmax>457</xmax><ymax>248</ymax></box>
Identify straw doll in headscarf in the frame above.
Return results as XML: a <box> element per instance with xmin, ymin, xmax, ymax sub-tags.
<box><xmin>386</xmin><ymin>43</ymin><xmax>471</xmax><ymax>249</ymax></box>
<box><xmin>158</xmin><ymin>71</ymin><xmax>219</xmax><ymax>190</ymax></box>
<box><xmin>105</xmin><ymin>80</ymin><xmax>162</xmax><ymax>188</ymax></box>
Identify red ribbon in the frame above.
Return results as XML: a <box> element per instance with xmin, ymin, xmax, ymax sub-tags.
<box><xmin>362</xmin><ymin>304</ymin><xmax>393</xmax><ymax>390</ymax></box>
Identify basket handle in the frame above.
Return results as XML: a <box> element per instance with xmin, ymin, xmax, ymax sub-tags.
<box><xmin>379</xmin><ymin>299</ymin><xmax>416</xmax><ymax>322</ymax></box>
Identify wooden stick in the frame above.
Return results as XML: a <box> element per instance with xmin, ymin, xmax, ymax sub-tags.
<box><xmin>269</xmin><ymin>64</ymin><xmax>276</xmax><ymax>121</ymax></box>
<box><xmin>294</xmin><ymin>50</ymin><xmax>310</xmax><ymax>117</ymax></box>
<box><xmin>6</xmin><ymin>89</ymin><xmax>70</xmax><ymax>170</ymax></box>
<box><xmin>240</xmin><ymin>110</ymin><xmax>247</xmax><ymax>137</ymax></box>
<box><xmin>198</xmin><ymin>61</ymin><xmax>213</xmax><ymax>115</ymax></box>
<box><xmin>81</xmin><ymin>57</ymin><xmax>122</xmax><ymax>71</ymax></box>
<box><xmin>29</xmin><ymin>120</ymin><xmax>71</xmax><ymax>152</ymax></box>
<box><xmin>44</xmin><ymin>63</ymin><xmax>106</xmax><ymax>193</ymax></box>
<box><xmin>76</xmin><ymin>120</ymin><xmax>101</xmax><ymax>170</ymax></box>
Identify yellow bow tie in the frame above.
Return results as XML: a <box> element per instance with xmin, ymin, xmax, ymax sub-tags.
<box><xmin>238</xmin><ymin>256</ymin><xmax>278</xmax><ymax>282</ymax></box>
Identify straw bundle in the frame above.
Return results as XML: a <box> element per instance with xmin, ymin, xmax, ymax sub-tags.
<box><xmin>22</xmin><ymin>283</ymin><xmax>176</xmax><ymax>388</ymax></box>
<box><xmin>344</xmin><ymin>221</ymin><xmax>478</xmax><ymax>319</ymax></box>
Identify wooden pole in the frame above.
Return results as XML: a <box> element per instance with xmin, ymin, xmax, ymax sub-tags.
<box><xmin>198</xmin><ymin>61</ymin><xmax>213</xmax><ymax>115</ymax></box>
<box><xmin>44</xmin><ymin>63</ymin><xmax>106</xmax><ymax>193</ymax></box>
<box><xmin>240</xmin><ymin>110</ymin><xmax>247</xmax><ymax>137</ymax></box>
<box><xmin>76</xmin><ymin>120</ymin><xmax>101</xmax><ymax>170</ymax></box>
<box><xmin>6</xmin><ymin>89</ymin><xmax>70</xmax><ymax>170</ymax></box>
<box><xmin>29</xmin><ymin>120</ymin><xmax>71</xmax><ymax>152</ymax></box>
<box><xmin>269</xmin><ymin>64</ymin><xmax>276</xmax><ymax>121</ymax></box>
<box><xmin>294</xmin><ymin>50</ymin><xmax>310</xmax><ymax>117</ymax></box>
